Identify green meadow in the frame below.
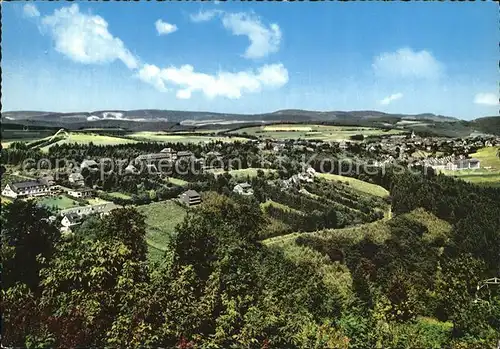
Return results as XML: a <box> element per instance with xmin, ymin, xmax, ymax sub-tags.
<box><xmin>229</xmin><ymin>124</ymin><xmax>404</xmax><ymax>141</ymax></box>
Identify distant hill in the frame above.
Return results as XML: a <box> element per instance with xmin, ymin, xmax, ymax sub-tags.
<box><xmin>470</xmin><ymin>116</ymin><xmax>500</xmax><ymax>136</ymax></box>
<box><xmin>1</xmin><ymin>109</ymin><xmax>498</xmax><ymax>137</ymax></box>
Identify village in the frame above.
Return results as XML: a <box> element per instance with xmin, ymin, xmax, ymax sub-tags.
<box><xmin>3</xmin><ymin>130</ymin><xmax>498</xmax><ymax>236</ymax></box>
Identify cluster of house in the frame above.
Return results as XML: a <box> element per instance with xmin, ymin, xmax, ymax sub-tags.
<box><xmin>59</xmin><ymin>199</ymin><xmax>118</xmax><ymax>232</ymax></box>
<box><xmin>2</xmin><ymin>175</ymin><xmax>94</xmax><ymax>200</ymax></box>
<box><xmin>281</xmin><ymin>166</ymin><xmax>316</xmax><ymax>190</ymax></box>
<box><xmin>1</xmin><ymin>174</ymin><xmax>117</xmax><ymax>234</ymax></box>
<box><xmin>417</xmin><ymin>156</ymin><xmax>481</xmax><ymax>171</ymax></box>
<box><xmin>122</xmin><ymin>148</ymin><xmax>225</xmax><ymax>174</ymax></box>
<box><xmin>176</xmin><ymin>182</ymin><xmax>255</xmax><ymax>208</ymax></box>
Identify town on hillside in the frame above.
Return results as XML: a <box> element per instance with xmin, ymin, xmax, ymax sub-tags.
<box><xmin>2</xmin><ymin>1</ymin><xmax>500</xmax><ymax>348</ymax></box>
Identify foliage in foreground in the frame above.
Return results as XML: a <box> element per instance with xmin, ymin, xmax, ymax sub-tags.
<box><xmin>2</xmin><ymin>178</ymin><xmax>500</xmax><ymax>348</ymax></box>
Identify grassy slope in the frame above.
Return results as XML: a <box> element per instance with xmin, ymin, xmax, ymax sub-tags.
<box><xmin>39</xmin><ymin>132</ymin><xmax>137</xmax><ymax>151</ymax></box>
<box><xmin>260</xmin><ymin>199</ymin><xmax>303</xmax><ymax>215</ymax></box>
<box><xmin>136</xmin><ymin>200</ymin><xmax>187</xmax><ymax>259</ymax></box>
<box><xmin>441</xmin><ymin>146</ymin><xmax>500</xmax><ymax>187</ymax></box>
<box><xmin>127</xmin><ymin>131</ymin><xmax>247</xmax><ymax>144</ymax></box>
<box><xmin>107</xmin><ymin>192</ymin><xmax>133</xmax><ymax>200</ymax></box>
<box><xmin>230</xmin><ymin>124</ymin><xmax>404</xmax><ymax>140</ymax></box>
<box><xmin>165</xmin><ymin>177</ymin><xmax>189</xmax><ymax>186</ymax></box>
<box><xmin>316</xmin><ymin>173</ymin><xmax>390</xmax><ymax>198</ymax></box>
<box><xmin>262</xmin><ymin>208</ymin><xmax>452</xmax><ymax>319</ymax></box>
<box><xmin>263</xmin><ymin>208</ymin><xmax>451</xmax><ymax>247</ymax></box>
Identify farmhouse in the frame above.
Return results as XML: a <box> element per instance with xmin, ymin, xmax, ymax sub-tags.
<box><xmin>179</xmin><ymin>190</ymin><xmax>202</xmax><ymax>206</ymax></box>
<box><xmin>448</xmin><ymin>158</ymin><xmax>481</xmax><ymax>171</ymax></box>
<box><xmin>124</xmin><ymin>164</ymin><xmax>139</xmax><ymax>174</ymax></box>
<box><xmin>67</xmin><ymin>187</ymin><xmax>93</xmax><ymax>199</ymax></box>
<box><xmin>135</xmin><ymin>153</ymin><xmax>172</xmax><ymax>162</ymax></box>
<box><xmin>60</xmin><ymin>200</ymin><xmax>118</xmax><ymax>218</ymax></box>
<box><xmin>69</xmin><ymin>173</ymin><xmax>85</xmax><ymax>187</ymax></box>
<box><xmin>2</xmin><ymin>179</ymin><xmax>56</xmax><ymax>199</ymax></box>
<box><xmin>233</xmin><ymin>183</ymin><xmax>254</xmax><ymax>196</ymax></box>
<box><xmin>80</xmin><ymin>160</ymin><xmax>99</xmax><ymax>171</ymax></box>
<box><xmin>60</xmin><ymin>213</ymin><xmax>83</xmax><ymax>233</ymax></box>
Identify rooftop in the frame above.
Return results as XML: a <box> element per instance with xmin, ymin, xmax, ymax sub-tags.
<box><xmin>11</xmin><ymin>180</ymin><xmax>47</xmax><ymax>190</ymax></box>
<box><xmin>182</xmin><ymin>189</ymin><xmax>200</xmax><ymax>198</ymax></box>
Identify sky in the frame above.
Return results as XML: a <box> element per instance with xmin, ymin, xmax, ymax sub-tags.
<box><xmin>2</xmin><ymin>1</ymin><xmax>498</xmax><ymax>119</ymax></box>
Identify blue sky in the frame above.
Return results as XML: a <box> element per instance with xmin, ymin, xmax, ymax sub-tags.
<box><xmin>2</xmin><ymin>2</ymin><xmax>498</xmax><ymax>119</ymax></box>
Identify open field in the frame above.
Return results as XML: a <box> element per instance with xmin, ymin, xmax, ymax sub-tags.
<box><xmin>170</xmin><ymin>129</ymin><xmax>230</xmax><ymax>134</ymax></box>
<box><xmin>37</xmin><ymin>195</ymin><xmax>82</xmax><ymax>210</ymax></box>
<box><xmin>107</xmin><ymin>191</ymin><xmax>133</xmax><ymax>200</ymax></box>
<box><xmin>127</xmin><ymin>131</ymin><xmax>248</xmax><ymax>144</ymax></box>
<box><xmin>441</xmin><ymin>147</ymin><xmax>500</xmax><ymax>187</ymax></box>
<box><xmin>136</xmin><ymin>200</ymin><xmax>187</xmax><ymax>260</ymax></box>
<box><xmin>229</xmin><ymin>124</ymin><xmax>404</xmax><ymax>141</ymax></box>
<box><xmin>441</xmin><ymin>169</ymin><xmax>500</xmax><ymax>187</ymax></box>
<box><xmin>1</xmin><ymin>129</ymin><xmax>56</xmax><ymax>148</ymax></box>
<box><xmin>40</xmin><ymin>132</ymin><xmax>137</xmax><ymax>151</ymax></box>
<box><xmin>316</xmin><ymin>173</ymin><xmax>390</xmax><ymax>198</ymax></box>
<box><xmin>165</xmin><ymin>177</ymin><xmax>189</xmax><ymax>186</ymax></box>
<box><xmin>471</xmin><ymin>146</ymin><xmax>500</xmax><ymax>169</ymax></box>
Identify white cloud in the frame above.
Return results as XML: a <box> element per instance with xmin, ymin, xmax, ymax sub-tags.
<box><xmin>137</xmin><ymin>64</ymin><xmax>168</xmax><ymax>92</ymax></box>
<box><xmin>23</xmin><ymin>4</ymin><xmax>40</xmax><ymax>18</ymax></box>
<box><xmin>474</xmin><ymin>92</ymin><xmax>498</xmax><ymax>106</ymax></box>
<box><xmin>137</xmin><ymin>63</ymin><xmax>288</xmax><ymax>99</ymax></box>
<box><xmin>222</xmin><ymin>12</ymin><xmax>281</xmax><ymax>59</ymax></box>
<box><xmin>155</xmin><ymin>19</ymin><xmax>177</xmax><ymax>35</ymax></box>
<box><xmin>189</xmin><ymin>10</ymin><xmax>221</xmax><ymax>23</ymax></box>
<box><xmin>372</xmin><ymin>48</ymin><xmax>443</xmax><ymax>80</ymax></box>
<box><xmin>41</xmin><ymin>4</ymin><xmax>139</xmax><ymax>69</ymax></box>
<box><xmin>380</xmin><ymin>92</ymin><xmax>403</xmax><ymax>105</ymax></box>
<box><xmin>190</xmin><ymin>10</ymin><xmax>281</xmax><ymax>59</ymax></box>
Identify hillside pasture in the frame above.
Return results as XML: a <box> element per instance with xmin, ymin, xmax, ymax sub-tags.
<box><xmin>40</xmin><ymin>132</ymin><xmax>137</xmax><ymax>151</ymax></box>
<box><xmin>229</xmin><ymin>124</ymin><xmax>404</xmax><ymax>141</ymax></box>
<box><xmin>165</xmin><ymin>177</ymin><xmax>189</xmax><ymax>186</ymax></box>
<box><xmin>263</xmin><ymin>208</ymin><xmax>451</xmax><ymax>247</ymax></box>
<box><xmin>1</xmin><ymin>129</ymin><xmax>55</xmax><ymax>148</ymax></box>
<box><xmin>441</xmin><ymin>146</ymin><xmax>500</xmax><ymax>187</ymax></box>
<box><xmin>107</xmin><ymin>192</ymin><xmax>133</xmax><ymax>200</ymax></box>
<box><xmin>471</xmin><ymin>146</ymin><xmax>500</xmax><ymax>169</ymax></box>
<box><xmin>136</xmin><ymin>200</ymin><xmax>187</xmax><ymax>261</ymax></box>
<box><xmin>127</xmin><ymin>131</ymin><xmax>248</xmax><ymax>144</ymax></box>
<box><xmin>316</xmin><ymin>173</ymin><xmax>390</xmax><ymax>198</ymax></box>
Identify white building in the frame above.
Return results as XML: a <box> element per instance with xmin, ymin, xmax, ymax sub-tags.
<box><xmin>67</xmin><ymin>188</ymin><xmax>93</xmax><ymax>199</ymax></box>
<box><xmin>233</xmin><ymin>183</ymin><xmax>254</xmax><ymax>196</ymax></box>
<box><xmin>446</xmin><ymin>158</ymin><xmax>481</xmax><ymax>171</ymax></box>
<box><xmin>60</xmin><ymin>201</ymin><xmax>118</xmax><ymax>218</ymax></box>
<box><xmin>80</xmin><ymin>160</ymin><xmax>99</xmax><ymax>171</ymax></box>
<box><xmin>179</xmin><ymin>190</ymin><xmax>202</xmax><ymax>206</ymax></box>
<box><xmin>2</xmin><ymin>179</ymin><xmax>57</xmax><ymax>199</ymax></box>
<box><xmin>61</xmin><ymin>213</ymin><xmax>82</xmax><ymax>233</ymax></box>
